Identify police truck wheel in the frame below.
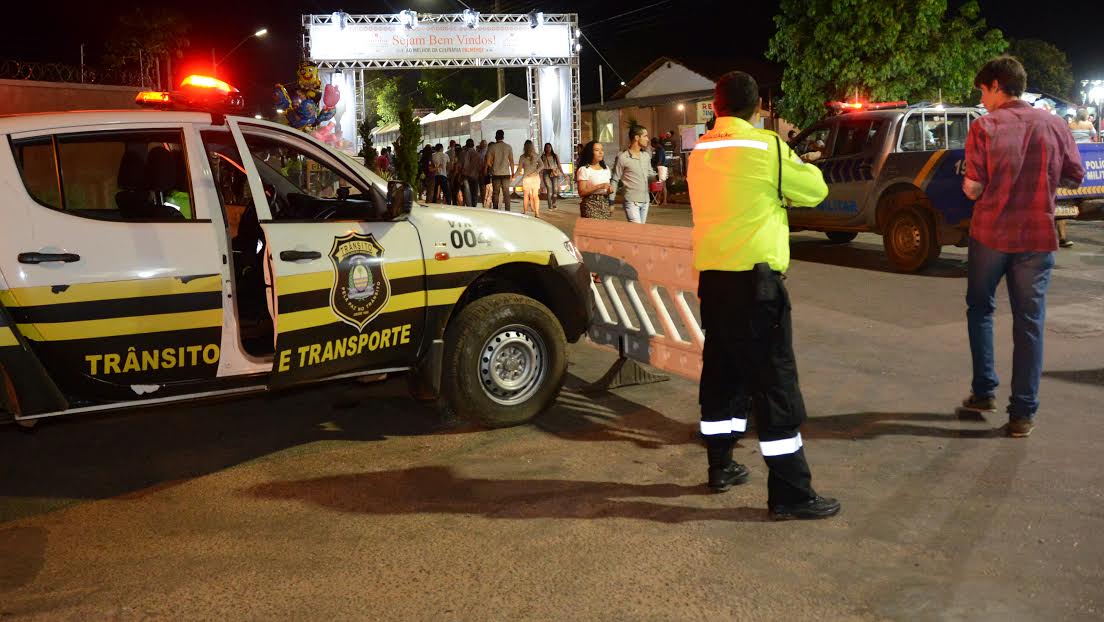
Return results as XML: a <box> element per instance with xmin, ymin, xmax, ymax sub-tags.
<box><xmin>883</xmin><ymin>206</ymin><xmax>941</xmax><ymax>271</ymax></box>
<box><xmin>440</xmin><ymin>293</ymin><xmax>567</xmax><ymax>428</ymax></box>
<box><xmin>825</xmin><ymin>231</ymin><xmax>858</xmax><ymax>243</ymax></box>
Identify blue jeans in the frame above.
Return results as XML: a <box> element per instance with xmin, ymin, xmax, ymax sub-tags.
<box><xmin>966</xmin><ymin>238</ymin><xmax>1054</xmax><ymax>421</ymax></box>
<box><xmin>623</xmin><ymin>200</ymin><xmax>650</xmax><ymax>223</ymax></box>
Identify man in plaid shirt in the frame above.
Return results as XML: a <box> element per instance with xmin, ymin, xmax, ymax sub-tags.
<box><xmin>959</xmin><ymin>56</ymin><xmax>1084</xmax><ymax>437</ymax></box>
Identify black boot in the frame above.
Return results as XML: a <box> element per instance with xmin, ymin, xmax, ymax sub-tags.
<box><xmin>708</xmin><ymin>462</ymin><xmax>751</xmax><ymax>492</ymax></box>
<box><xmin>769</xmin><ymin>495</ymin><xmax>841</xmax><ymax>520</ymax></box>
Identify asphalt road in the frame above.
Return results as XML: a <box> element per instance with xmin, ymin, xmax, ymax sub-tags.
<box><xmin>1</xmin><ymin>205</ymin><xmax>1102</xmax><ymax>620</ymax></box>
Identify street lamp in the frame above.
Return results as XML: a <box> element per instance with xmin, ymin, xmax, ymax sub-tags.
<box><xmin>678</xmin><ymin>103</ymin><xmax>686</xmax><ymax>125</ymax></box>
<box><xmin>212</xmin><ymin>28</ymin><xmax>268</xmax><ymax>74</ymax></box>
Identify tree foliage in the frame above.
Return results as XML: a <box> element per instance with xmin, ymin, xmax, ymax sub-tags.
<box><xmin>393</xmin><ymin>99</ymin><xmax>423</xmax><ymax>185</ymax></box>
<box><xmin>417</xmin><ymin>69</ymin><xmax>498</xmax><ymax>112</ymax></box>
<box><xmin>768</xmin><ymin>0</ymin><xmax>1006</xmax><ymax>128</ymax></box>
<box><xmin>1007</xmin><ymin>39</ymin><xmax>1074</xmax><ymax>100</ymax></box>
<box><xmin>372</xmin><ymin>77</ymin><xmax>403</xmax><ymax>128</ymax></box>
<box><xmin>104</xmin><ymin>8</ymin><xmax>191</xmax><ymax>88</ymax></box>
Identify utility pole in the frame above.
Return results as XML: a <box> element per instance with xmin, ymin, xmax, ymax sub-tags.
<box><xmin>80</xmin><ymin>44</ymin><xmax>85</xmax><ymax>83</ymax></box>
<box><xmin>599</xmin><ymin>65</ymin><xmax>604</xmax><ymax>105</ymax></box>
<box><xmin>495</xmin><ymin>0</ymin><xmax>504</xmax><ymax>98</ymax></box>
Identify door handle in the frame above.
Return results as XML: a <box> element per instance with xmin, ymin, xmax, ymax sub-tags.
<box><xmin>280</xmin><ymin>250</ymin><xmax>321</xmax><ymax>262</ymax></box>
<box><xmin>18</xmin><ymin>252</ymin><xmax>80</xmax><ymax>264</ymax></box>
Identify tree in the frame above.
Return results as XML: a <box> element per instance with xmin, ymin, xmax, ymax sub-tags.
<box><xmin>1007</xmin><ymin>39</ymin><xmax>1074</xmax><ymax>99</ymax></box>
<box><xmin>103</xmin><ymin>8</ymin><xmax>191</xmax><ymax>88</ymax></box>
<box><xmin>393</xmin><ymin>99</ymin><xmax>423</xmax><ymax>186</ymax></box>
<box><xmin>372</xmin><ymin>77</ymin><xmax>403</xmax><ymax>128</ymax></box>
<box><xmin>768</xmin><ymin>0</ymin><xmax>1006</xmax><ymax>128</ymax></box>
<box><xmin>416</xmin><ymin>69</ymin><xmax>498</xmax><ymax>112</ymax></box>
<box><xmin>358</xmin><ymin>118</ymin><xmax>377</xmax><ymax>167</ymax></box>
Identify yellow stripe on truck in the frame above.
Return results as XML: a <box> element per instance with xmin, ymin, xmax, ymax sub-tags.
<box><xmin>912</xmin><ymin>150</ymin><xmax>946</xmax><ymax>187</ymax></box>
<box><xmin>278</xmin><ymin>285</ymin><xmax>467</xmax><ymax>334</ymax></box>
<box><xmin>15</xmin><ymin>309</ymin><xmax>223</xmax><ymax>342</ymax></box>
<box><xmin>0</xmin><ymin>275</ymin><xmax>222</xmax><ymax>308</ymax></box>
<box><xmin>427</xmin><ymin>287</ymin><xmax>465</xmax><ymax>307</ymax></box>
<box><xmin>276</xmin><ymin>259</ymin><xmax>425</xmax><ymax>295</ymax></box>
<box><xmin>425</xmin><ymin>251</ymin><xmax>551</xmax><ymax>275</ymax></box>
<box><xmin>0</xmin><ymin>326</ymin><xmax>18</xmax><ymax>347</ymax></box>
<box><xmin>280</xmin><ymin>291</ymin><xmax>426</xmax><ymax>333</ymax></box>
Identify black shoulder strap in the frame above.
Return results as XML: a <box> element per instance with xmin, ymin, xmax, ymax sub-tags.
<box><xmin>775</xmin><ymin>135</ymin><xmax>784</xmax><ymax>206</ymax></box>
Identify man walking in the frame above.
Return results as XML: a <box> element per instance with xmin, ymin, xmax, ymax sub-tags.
<box><xmin>448</xmin><ymin>140</ymin><xmax>465</xmax><ymax>205</ymax></box>
<box><xmin>688</xmin><ymin>70</ymin><xmax>839</xmax><ymax>520</ymax></box>
<box><xmin>431</xmin><ymin>144</ymin><xmax>451</xmax><ymax>205</ymax></box>
<box><xmin>461</xmin><ymin>139</ymin><xmax>483</xmax><ymax>207</ymax></box>
<box><xmin>651</xmin><ymin>136</ymin><xmax>668</xmax><ymax>205</ymax></box>
<box><xmin>485</xmin><ymin>130</ymin><xmax>515</xmax><ymax>211</ymax></box>
<box><xmin>610</xmin><ymin>126</ymin><xmax>656</xmax><ymax>223</ymax></box>
<box><xmin>959</xmin><ymin>56</ymin><xmax>1084</xmax><ymax>437</ymax></box>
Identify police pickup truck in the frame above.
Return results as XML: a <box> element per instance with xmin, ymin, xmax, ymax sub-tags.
<box><xmin>0</xmin><ymin>76</ymin><xmax>590</xmax><ymax>429</ymax></box>
<box><xmin>787</xmin><ymin>101</ymin><xmax>1103</xmax><ymax>271</ymax></box>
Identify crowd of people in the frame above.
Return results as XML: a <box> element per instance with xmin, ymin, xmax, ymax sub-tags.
<box><xmin>370</xmin><ymin>127</ymin><xmax>678</xmax><ymax>223</ymax></box>
<box><xmin>371</xmin><ymin>130</ymin><xmax>566</xmax><ymax>218</ymax></box>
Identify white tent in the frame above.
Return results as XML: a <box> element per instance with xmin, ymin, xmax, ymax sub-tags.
<box><xmin>370</xmin><ymin>93</ymin><xmax>532</xmax><ymax>155</ymax></box>
<box><xmin>470</xmin><ymin>94</ymin><xmax>531</xmax><ymax>157</ymax></box>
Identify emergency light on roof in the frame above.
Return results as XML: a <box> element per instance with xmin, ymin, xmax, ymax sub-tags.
<box><xmin>826</xmin><ymin>100</ymin><xmax>908</xmax><ymax>113</ymax></box>
<box><xmin>135</xmin><ymin>74</ymin><xmax>244</xmax><ymax>114</ymax></box>
<box><xmin>179</xmin><ymin>74</ymin><xmax>233</xmax><ymax>93</ymax></box>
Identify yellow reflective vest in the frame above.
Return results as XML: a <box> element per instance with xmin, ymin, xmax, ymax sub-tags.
<box><xmin>688</xmin><ymin>116</ymin><xmax>828</xmax><ymax>273</ymax></box>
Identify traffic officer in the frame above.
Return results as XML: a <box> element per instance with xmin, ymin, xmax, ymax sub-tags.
<box><xmin>687</xmin><ymin>71</ymin><xmax>840</xmax><ymax>520</ymax></box>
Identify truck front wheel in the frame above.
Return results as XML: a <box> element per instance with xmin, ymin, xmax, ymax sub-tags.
<box><xmin>439</xmin><ymin>293</ymin><xmax>567</xmax><ymax>428</ymax></box>
<box><xmin>883</xmin><ymin>205</ymin><xmax>941</xmax><ymax>271</ymax></box>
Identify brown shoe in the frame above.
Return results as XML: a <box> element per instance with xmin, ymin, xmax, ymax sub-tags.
<box><xmin>1003</xmin><ymin>419</ymin><xmax>1035</xmax><ymax>438</ymax></box>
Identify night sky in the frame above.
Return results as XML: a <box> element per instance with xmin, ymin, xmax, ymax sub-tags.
<box><xmin>2</xmin><ymin>0</ymin><xmax>1098</xmax><ymax>113</ymax></box>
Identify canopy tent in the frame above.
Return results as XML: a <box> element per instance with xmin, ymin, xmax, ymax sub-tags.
<box><xmin>370</xmin><ymin>93</ymin><xmax>532</xmax><ymax>156</ymax></box>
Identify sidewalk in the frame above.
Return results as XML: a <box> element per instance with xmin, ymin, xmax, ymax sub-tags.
<box><xmin>524</xmin><ymin>197</ymin><xmax>693</xmax><ymax>237</ymax></box>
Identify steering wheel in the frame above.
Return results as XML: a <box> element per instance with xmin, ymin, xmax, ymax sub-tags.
<box><xmin>263</xmin><ymin>183</ymin><xmax>290</xmax><ymax>218</ymax></box>
<box><xmin>313</xmin><ymin>205</ymin><xmax>339</xmax><ymax>221</ymax></box>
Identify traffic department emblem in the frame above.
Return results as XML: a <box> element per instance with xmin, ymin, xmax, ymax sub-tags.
<box><xmin>329</xmin><ymin>232</ymin><xmax>390</xmax><ymax>332</ymax></box>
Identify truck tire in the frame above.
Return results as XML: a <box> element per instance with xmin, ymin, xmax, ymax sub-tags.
<box><xmin>883</xmin><ymin>205</ymin><xmax>941</xmax><ymax>271</ymax></box>
<box><xmin>439</xmin><ymin>293</ymin><xmax>567</xmax><ymax>428</ymax></box>
<box><xmin>825</xmin><ymin>231</ymin><xmax>858</xmax><ymax>243</ymax></box>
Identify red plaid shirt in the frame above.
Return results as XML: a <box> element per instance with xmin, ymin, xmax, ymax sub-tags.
<box><xmin>965</xmin><ymin>99</ymin><xmax>1084</xmax><ymax>252</ymax></box>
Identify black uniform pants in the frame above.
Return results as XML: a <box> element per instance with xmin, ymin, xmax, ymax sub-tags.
<box><xmin>698</xmin><ymin>269</ymin><xmax>816</xmax><ymax>507</ymax></box>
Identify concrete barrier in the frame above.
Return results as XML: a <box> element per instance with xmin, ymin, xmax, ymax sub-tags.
<box><xmin>574</xmin><ymin>219</ymin><xmax>703</xmax><ymax>382</ymax></box>
<box><xmin>0</xmin><ymin>79</ymin><xmax>140</xmax><ymax>115</ymax></box>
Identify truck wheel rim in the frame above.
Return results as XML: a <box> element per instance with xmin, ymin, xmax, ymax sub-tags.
<box><xmin>479</xmin><ymin>324</ymin><xmax>546</xmax><ymax>406</ymax></box>
<box><xmin>892</xmin><ymin>214</ymin><xmax>922</xmax><ymax>257</ymax></box>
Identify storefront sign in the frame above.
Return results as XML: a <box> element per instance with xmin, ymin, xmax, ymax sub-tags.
<box><xmin>309</xmin><ymin>22</ymin><xmax>573</xmax><ymax>61</ymax></box>
<box><xmin>696</xmin><ymin>101</ymin><xmax>714</xmax><ymax>124</ymax></box>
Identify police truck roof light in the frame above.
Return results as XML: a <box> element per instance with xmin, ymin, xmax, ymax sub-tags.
<box><xmin>180</xmin><ymin>74</ymin><xmax>234</xmax><ymax>94</ymax></box>
<box><xmin>826</xmin><ymin>100</ymin><xmax>908</xmax><ymax>113</ymax></box>
<box><xmin>135</xmin><ymin>75</ymin><xmax>244</xmax><ymax>114</ymax></box>
<box><xmin>136</xmin><ymin>91</ymin><xmax>171</xmax><ymax>105</ymax></box>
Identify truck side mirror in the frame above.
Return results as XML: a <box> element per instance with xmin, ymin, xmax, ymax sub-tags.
<box><xmin>387</xmin><ymin>180</ymin><xmax>414</xmax><ymax>218</ymax></box>
<box><xmin>336</xmin><ymin>186</ymin><xmax>350</xmax><ymax>201</ymax></box>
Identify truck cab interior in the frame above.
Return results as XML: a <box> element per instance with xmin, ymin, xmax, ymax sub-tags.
<box><xmin>201</xmin><ymin>129</ymin><xmax>391</xmax><ymax>359</ymax></box>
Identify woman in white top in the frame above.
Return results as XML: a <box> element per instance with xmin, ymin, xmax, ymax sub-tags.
<box><xmin>575</xmin><ymin>141</ymin><xmax>612</xmax><ymax>219</ymax></box>
<box><xmin>517</xmin><ymin>140</ymin><xmax>545</xmax><ymax>217</ymax></box>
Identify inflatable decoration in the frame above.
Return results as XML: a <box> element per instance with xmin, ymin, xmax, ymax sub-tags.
<box><xmin>274</xmin><ymin>60</ymin><xmax>339</xmax><ymax>131</ymax></box>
